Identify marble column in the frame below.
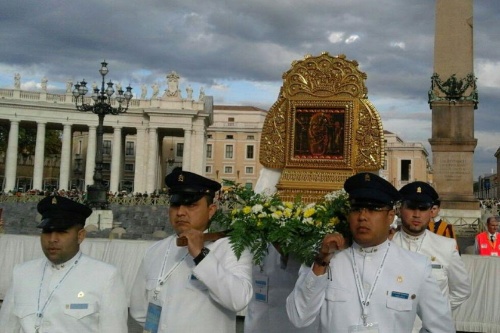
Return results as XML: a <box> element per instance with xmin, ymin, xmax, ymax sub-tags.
<box><xmin>191</xmin><ymin>119</ymin><xmax>206</xmax><ymax>175</ymax></box>
<box><xmin>4</xmin><ymin>120</ymin><xmax>19</xmax><ymax>192</ymax></box>
<box><xmin>182</xmin><ymin>128</ymin><xmax>192</xmax><ymax>171</ymax></box>
<box><xmin>85</xmin><ymin>126</ymin><xmax>97</xmax><ymax>187</ymax></box>
<box><xmin>133</xmin><ymin>127</ymin><xmax>147</xmax><ymax>194</ymax></box>
<box><xmin>58</xmin><ymin>124</ymin><xmax>72</xmax><ymax>190</ymax></box>
<box><xmin>146</xmin><ymin>127</ymin><xmax>158</xmax><ymax>194</ymax></box>
<box><xmin>109</xmin><ymin>126</ymin><xmax>122</xmax><ymax>193</ymax></box>
<box><xmin>32</xmin><ymin>122</ymin><xmax>46</xmax><ymax>191</ymax></box>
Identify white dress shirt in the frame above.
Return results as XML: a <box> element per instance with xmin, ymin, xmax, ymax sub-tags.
<box><xmin>130</xmin><ymin>236</ymin><xmax>253</xmax><ymax>333</ymax></box>
<box><xmin>286</xmin><ymin>240</ymin><xmax>455</xmax><ymax>333</ymax></box>
<box><xmin>0</xmin><ymin>252</ymin><xmax>128</xmax><ymax>333</ymax></box>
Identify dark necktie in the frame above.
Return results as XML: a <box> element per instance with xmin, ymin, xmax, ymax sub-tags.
<box><xmin>491</xmin><ymin>235</ymin><xmax>495</xmax><ymax>243</ymax></box>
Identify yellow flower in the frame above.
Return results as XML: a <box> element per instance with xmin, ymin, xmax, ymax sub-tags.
<box><xmin>231</xmin><ymin>208</ymin><xmax>239</xmax><ymax>216</ymax></box>
<box><xmin>283</xmin><ymin>208</ymin><xmax>293</xmax><ymax>218</ymax></box>
<box><xmin>284</xmin><ymin>202</ymin><xmax>294</xmax><ymax>209</ymax></box>
<box><xmin>272</xmin><ymin>211</ymin><xmax>283</xmax><ymax>219</ymax></box>
<box><xmin>243</xmin><ymin>206</ymin><xmax>252</xmax><ymax>214</ymax></box>
<box><xmin>257</xmin><ymin>220</ymin><xmax>263</xmax><ymax>228</ymax></box>
<box><xmin>328</xmin><ymin>216</ymin><xmax>340</xmax><ymax>226</ymax></box>
<box><xmin>303</xmin><ymin>207</ymin><xmax>316</xmax><ymax>218</ymax></box>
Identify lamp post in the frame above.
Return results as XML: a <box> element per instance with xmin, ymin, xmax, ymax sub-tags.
<box><xmin>73</xmin><ymin>61</ymin><xmax>133</xmax><ymax>208</ymax></box>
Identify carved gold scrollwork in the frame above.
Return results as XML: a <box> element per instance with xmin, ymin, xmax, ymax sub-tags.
<box><xmin>284</xmin><ymin>53</ymin><xmax>367</xmax><ymax>99</ymax></box>
<box><xmin>356</xmin><ymin>100</ymin><xmax>384</xmax><ymax>169</ymax></box>
<box><xmin>259</xmin><ymin>91</ymin><xmax>287</xmax><ymax>168</ymax></box>
<box><xmin>259</xmin><ymin>53</ymin><xmax>384</xmax><ymax>201</ymax></box>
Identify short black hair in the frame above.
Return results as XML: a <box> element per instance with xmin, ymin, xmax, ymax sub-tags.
<box><xmin>486</xmin><ymin>216</ymin><xmax>499</xmax><ymax>225</ymax></box>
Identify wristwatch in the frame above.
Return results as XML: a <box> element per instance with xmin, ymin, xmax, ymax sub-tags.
<box><xmin>193</xmin><ymin>247</ymin><xmax>210</xmax><ymax>265</ymax></box>
<box><xmin>314</xmin><ymin>255</ymin><xmax>330</xmax><ymax>267</ymax></box>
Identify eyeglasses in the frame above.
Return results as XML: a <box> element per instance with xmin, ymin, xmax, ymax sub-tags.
<box><xmin>402</xmin><ymin>201</ymin><xmax>432</xmax><ymax>211</ymax></box>
<box><xmin>349</xmin><ymin>206</ymin><xmax>391</xmax><ymax>214</ymax></box>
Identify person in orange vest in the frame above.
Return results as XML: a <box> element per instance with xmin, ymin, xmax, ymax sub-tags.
<box><xmin>475</xmin><ymin>216</ymin><xmax>500</xmax><ymax>256</ymax></box>
<box><xmin>428</xmin><ymin>199</ymin><xmax>456</xmax><ymax>239</ymax></box>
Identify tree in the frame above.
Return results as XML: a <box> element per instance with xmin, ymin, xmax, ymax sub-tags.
<box><xmin>0</xmin><ymin>124</ymin><xmax>62</xmax><ymax>155</ymax></box>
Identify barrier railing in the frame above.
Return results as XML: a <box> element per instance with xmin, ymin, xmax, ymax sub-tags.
<box><xmin>0</xmin><ymin>194</ymin><xmax>170</xmax><ymax>206</ymax></box>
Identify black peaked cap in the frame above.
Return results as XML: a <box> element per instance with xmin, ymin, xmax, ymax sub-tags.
<box><xmin>344</xmin><ymin>172</ymin><xmax>401</xmax><ymax>206</ymax></box>
<box><xmin>165</xmin><ymin>167</ymin><xmax>221</xmax><ymax>205</ymax></box>
<box><xmin>37</xmin><ymin>195</ymin><xmax>92</xmax><ymax>230</ymax></box>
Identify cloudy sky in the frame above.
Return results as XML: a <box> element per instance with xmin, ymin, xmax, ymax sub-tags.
<box><xmin>1</xmin><ymin>0</ymin><xmax>499</xmax><ymax>179</ymax></box>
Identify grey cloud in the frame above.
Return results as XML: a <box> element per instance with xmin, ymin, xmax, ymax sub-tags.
<box><xmin>0</xmin><ymin>0</ymin><xmax>498</xmax><ymax>177</ymax></box>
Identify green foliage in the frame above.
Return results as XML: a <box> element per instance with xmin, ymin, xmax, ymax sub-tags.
<box><xmin>0</xmin><ymin>123</ymin><xmax>8</xmax><ymax>152</ymax></box>
<box><xmin>45</xmin><ymin>130</ymin><xmax>62</xmax><ymax>154</ymax></box>
<box><xmin>211</xmin><ymin>182</ymin><xmax>351</xmax><ymax>266</ymax></box>
<box><xmin>0</xmin><ymin>124</ymin><xmax>61</xmax><ymax>154</ymax></box>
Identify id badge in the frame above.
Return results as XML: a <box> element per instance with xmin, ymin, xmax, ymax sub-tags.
<box><xmin>491</xmin><ymin>252</ymin><xmax>498</xmax><ymax>256</ymax></box>
<box><xmin>144</xmin><ymin>302</ymin><xmax>162</xmax><ymax>333</ymax></box>
<box><xmin>348</xmin><ymin>323</ymin><xmax>380</xmax><ymax>333</ymax></box>
<box><xmin>254</xmin><ymin>273</ymin><xmax>269</xmax><ymax>303</ymax></box>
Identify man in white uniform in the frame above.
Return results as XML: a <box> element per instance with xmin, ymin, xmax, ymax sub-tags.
<box><xmin>0</xmin><ymin>195</ymin><xmax>128</xmax><ymax>333</ymax></box>
<box><xmin>130</xmin><ymin>168</ymin><xmax>253</xmax><ymax>333</ymax></box>
<box><xmin>392</xmin><ymin>182</ymin><xmax>471</xmax><ymax>314</ymax></box>
<box><xmin>287</xmin><ymin>173</ymin><xmax>455</xmax><ymax>333</ymax></box>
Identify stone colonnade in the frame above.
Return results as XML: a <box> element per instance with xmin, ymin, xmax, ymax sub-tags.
<box><xmin>0</xmin><ymin>86</ymin><xmax>212</xmax><ymax>194</ymax></box>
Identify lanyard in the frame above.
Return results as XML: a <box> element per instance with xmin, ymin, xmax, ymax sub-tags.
<box><xmin>351</xmin><ymin>243</ymin><xmax>390</xmax><ymax>327</ymax></box>
<box><xmin>35</xmin><ymin>252</ymin><xmax>82</xmax><ymax>332</ymax></box>
<box><xmin>154</xmin><ymin>237</ymin><xmax>188</xmax><ymax>300</ymax></box>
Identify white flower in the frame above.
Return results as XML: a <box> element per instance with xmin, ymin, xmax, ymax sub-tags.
<box><xmin>303</xmin><ymin>217</ymin><xmax>314</xmax><ymax>225</ymax></box>
<box><xmin>324</xmin><ymin>189</ymin><xmax>348</xmax><ymax>202</ymax></box>
<box><xmin>305</xmin><ymin>202</ymin><xmax>316</xmax><ymax>209</ymax></box>
<box><xmin>252</xmin><ymin>204</ymin><xmax>263</xmax><ymax>214</ymax></box>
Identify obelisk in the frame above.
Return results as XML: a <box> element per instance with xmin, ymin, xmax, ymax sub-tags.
<box><xmin>429</xmin><ymin>0</ymin><xmax>479</xmax><ymax>218</ymax></box>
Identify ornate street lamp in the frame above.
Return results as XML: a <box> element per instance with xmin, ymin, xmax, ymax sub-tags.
<box><xmin>73</xmin><ymin>61</ymin><xmax>133</xmax><ymax>208</ymax></box>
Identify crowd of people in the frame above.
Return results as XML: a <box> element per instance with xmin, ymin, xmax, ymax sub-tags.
<box><xmin>0</xmin><ymin>188</ymin><xmax>170</xmax><ymax>200</ymax></box>
<box><xmin>0</xmin><ymin>168</ymin><xmax>498</xmax><ymax>332</ymax></box>
<box><xmin>479</xmin><ymin>198</ymin><xmax>500</xmax><ymax>211</ymax></box>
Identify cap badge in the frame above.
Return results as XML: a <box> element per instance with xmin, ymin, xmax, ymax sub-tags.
<box><xmin>417</xmin><ymin>187</ymin><xmax>422</xmax><ymax>193</ymax></box>
<box><xmin>51</xmin><ymin>197</ymin><xmax>57</xmax><ymax>204</ymax></box>
<box><xmin>178</xmin><ymin>174</ymin><xmax>184</xmax><ymax>182</ymax></box>
<box><xmin>364</xmin><ymin>173</ymin><xmax>371</xmax><ymax>182</ymax></box>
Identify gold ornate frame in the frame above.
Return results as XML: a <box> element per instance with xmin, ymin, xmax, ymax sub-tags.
<box><xmin>259</xmin><ymin>53</ymin><xmax>385</xmax><ymax>202</ymax></box>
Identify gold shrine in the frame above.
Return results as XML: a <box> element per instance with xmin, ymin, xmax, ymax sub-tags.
<box><xmin>259</xmin><ymin>52</ymin><xmax>385</xmax><ymax>202</ymax></box>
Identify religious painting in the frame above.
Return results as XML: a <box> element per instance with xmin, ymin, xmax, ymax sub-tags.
<box><xmin>293</xmin><ymin>107</ymin><xmax>346</xmax><ymax>161</ymax></box>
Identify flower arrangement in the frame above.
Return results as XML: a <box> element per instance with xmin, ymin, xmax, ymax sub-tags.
<box><xmin>211</xmin><ymin>182</ymin><xmax>351</xmax><ymax>266</ymax></box>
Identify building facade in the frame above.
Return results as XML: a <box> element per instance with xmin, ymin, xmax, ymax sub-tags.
<box><xmin>0</xmin><ymin>74</ymin><xmax>267</xmax><ymax>194</ymax></box>
<box><xmin>0</xmin><ymin>72</ymin><xmax>212</xmax><ymax>194</ymax></box>
<box><xmin>380</xmin><ymin>130</ymin><xmax>432</xmax><ymax>189</ymax></box>
<box><xmin>70</xmin><ymin>105</ymin><xmax>267</xmax><ymax>193</ymax></box>
<box><xmin>205</xmin><ymin>106</ymin><xmax>267</xmax><ymax>189</ymax></box>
